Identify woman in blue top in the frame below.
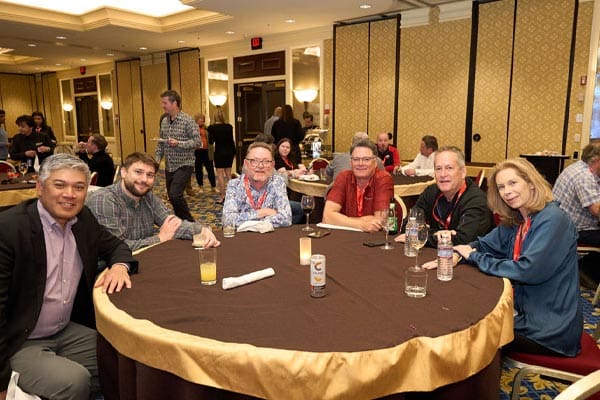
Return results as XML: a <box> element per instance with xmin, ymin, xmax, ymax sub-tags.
<box><xmin>454</xmin><ymin>158</ymin><xmax>582</xmax><ymax>357</ymax></box>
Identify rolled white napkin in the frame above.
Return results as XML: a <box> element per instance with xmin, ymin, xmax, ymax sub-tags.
<box><xmin>237</xmin><ymin>220</ymin><xmax>274</xmax><ymax>233</ymax></box>
<box><xmin>316</xmin><ymin>222</ymin><xmax>362</xmax><ymax>232</ymax></box>
<box><xmin>222</xmin><ymin>267</ymin><xmax>275</xmax><ymax>290</ymax></box>
<box><xmin>298</xmin><ymin>174</ymin><xmax>319</xmax><ymax>181</ymax></box>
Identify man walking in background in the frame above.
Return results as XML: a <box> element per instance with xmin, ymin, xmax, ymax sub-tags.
<box><xmin>155</xmin><ymin>90</ymin><xmax>200</xmax><ymax>221</ymax></box>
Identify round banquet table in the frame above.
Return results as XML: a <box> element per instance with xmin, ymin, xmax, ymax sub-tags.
<box><xmin>95</xmin><ymin>227</ymin><xmax>513</xmax><ymax>400</ymax></box>
<box><xmin>0</xmin><ymin>172</ymin><xmax>37</xmax><ymax>208</ymax></box>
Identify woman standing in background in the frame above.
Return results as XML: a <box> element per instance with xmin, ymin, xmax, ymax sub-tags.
<box><xmin>32</xmin><ymin>111</ymin><xmax>57</xmax><ymax>144</ymax></box>
<box><xmin>272</xmin><ymin>104</ymin><xmax>304</xmax><ymax>163</ymax></box>
<box><xmin>208</xmin><ymin>108</ymin><xmax>235</xmax><ymax>204</ymax></box>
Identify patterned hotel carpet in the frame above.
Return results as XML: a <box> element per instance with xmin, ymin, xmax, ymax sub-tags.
<box><xmin>153</xmin><ymin>172</ymin><xmax>600</xmax><ymax>400</ymax></box>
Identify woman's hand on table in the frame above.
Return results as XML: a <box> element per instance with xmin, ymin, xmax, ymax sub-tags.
<box><xmin>95</xmin><ymin>264</ymin><xmax>132</xmax><ymax>294</ymax></box>
<box><xmin>454</xmin><ymin>244</ymin><xmax>475</xmax><ymax>260</ymax></box>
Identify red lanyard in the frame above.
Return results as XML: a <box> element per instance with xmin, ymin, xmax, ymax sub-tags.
<box><xmin>432</xmin><ymin>182</ymin><xmax>467</xmax><ymax>229</ymax></box>
<box><xmin>355</xmin><ymin>186</ymin><xmax>366</xmax><ymax>217</ymax></box>
<box><xmin>282</xmin><ymin>156</ymin><xmax>294</xmax><ymax>170</ymax></box>
<box><xmin>244</xmin><ymin>175</ymin><xmax>268</xmax><ymax>210</ymax></box>
<box><xmin>513</xmin><ymin>216</ymin><xmax>531</xmax><ymax>261</ymax></box>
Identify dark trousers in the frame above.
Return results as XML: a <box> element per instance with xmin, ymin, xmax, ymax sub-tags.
<box><xmin>166</xmin><ymin>166</ymin><xmax>195</xmax><ymax>222</ymax></box>
<box><xmin>578</xmin><ymin>229</ymin><xmax>600</xmax><ymax>246</ymax></box>
<box><xmin>194</xmin><ymin>149</ymin><xmax>216</xmax><ymax>188</ymax></box>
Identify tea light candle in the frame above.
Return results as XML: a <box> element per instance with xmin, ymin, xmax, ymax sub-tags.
<box><xmin>299</xmin><ymin>237</ymin><xmax>312</xmax><ymax>265</ymax></box>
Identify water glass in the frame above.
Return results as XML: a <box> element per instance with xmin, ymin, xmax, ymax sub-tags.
<box><xmin>405</xmin><ymin>266</ymin><xmax>427</xmax><ymax>298</ymax></box>
<box><xmin>222</xmin><ymin>214</ymin><xmax>236</xmax><ymax>238</ymax></box>
<box><xmin>198</xmin><ymin>247</ymin><xmax>217</xmax><ymax>285</ymax></box>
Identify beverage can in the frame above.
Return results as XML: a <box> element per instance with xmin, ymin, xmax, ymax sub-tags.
<box><xmin>310</xmin><ymin>254</ymin><xmax>326</xmax><ymax>298</ymax></box>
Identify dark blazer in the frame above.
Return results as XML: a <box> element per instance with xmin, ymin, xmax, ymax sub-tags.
<box><xmin>78</xmin><ymin>150</ymin><xmax>115</xmax><ymax>187</ymax></box>
<box><xmin>0</xmin><ymin>199</ymin><xmax>138</xmax><ymax>391</ymax></box>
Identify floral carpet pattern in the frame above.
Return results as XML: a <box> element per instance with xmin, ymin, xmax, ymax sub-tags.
<box><xmin>153</xmin><ymin>172</ymin><xmax>600</xmax><ymax>400</ymax></box>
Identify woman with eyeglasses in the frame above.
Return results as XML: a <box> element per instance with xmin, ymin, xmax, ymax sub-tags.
<box><xmin>208</xmin><ymin>109</ymin><xmax>236</xmax><ymax>204</ymax></box>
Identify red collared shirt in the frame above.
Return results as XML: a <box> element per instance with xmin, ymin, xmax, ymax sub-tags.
<box><xmin>327</xmin><ymin>170</ymin><xmax>393</xmax><ymax>217</ymax></box>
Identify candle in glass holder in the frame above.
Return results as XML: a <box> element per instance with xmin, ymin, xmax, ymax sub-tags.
<box><xmin>299</xmin><ymin>237</ymin><xmax>312</xmax><ymax>265</ymax></box>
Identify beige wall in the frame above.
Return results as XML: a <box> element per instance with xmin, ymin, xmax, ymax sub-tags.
<box><xmin>116</xmin><ymin>59</ymin><xmax>145</xmax><ymax>159</ymax></box>
<box><xmin>141</xmin><ymin>62</ymin><xmax>168</xmax><ymax>157</ymax></box>
<box><xmin>0</xmin><ymin>74</ymin><xmax>37</xmax><ymax>137</ymax></box>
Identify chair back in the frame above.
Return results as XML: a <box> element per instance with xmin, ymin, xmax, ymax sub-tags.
<box><xmin>113</xmin><ymin>165</ymin><xmax>121</xmax><ymax>183</ymax></box>
<box><xmin>90</xmin><ymin>171</ymin><xmax>99</xmax><ymax>185</ymax></box>
<box><xmin>0</xmin><ymin>161</ymin><xmax>16</xmax><ymax>173</ymax></box>
<box><xmin>554</xmin><ymin>369</ymin><xmax>600</xmax><ymax>400</ymax></box>
<box><xmin>311</xmin><ymin>158</ymin><xmax>329</xmax><ymax>171</ymax></box>
<box><xmin>474</xmin><ymin>169</ymin><xmax>485</xmax><ymax>188</ymax></box>
<box><xmin>577</xmin><ymin>244</ymin><xmax>600</xmax><ymax>305</ymax></box>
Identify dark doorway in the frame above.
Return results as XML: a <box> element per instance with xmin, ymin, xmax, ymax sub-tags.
<box><xmin>75</xmin><ymin>95</ymin><xmax>100</xmax><ymax>142</ymax></box>
<box><xmin>234</xmin><ymin>80</ymin><xmax>285</xmax><ymax>172</ymax></box>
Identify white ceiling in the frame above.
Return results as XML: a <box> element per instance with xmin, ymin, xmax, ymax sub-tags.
<box><xmin>0</xmin><ymin>0</ymin><xmax>470</xmax><ymax>74</ymax></box>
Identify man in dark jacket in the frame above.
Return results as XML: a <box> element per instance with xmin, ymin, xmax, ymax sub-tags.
<box><xmin>0</xmin><ymin>154</ymin><xmax>137</xmax><ymax>400</ymax></box>
<box><xmin>77</xmin><ymin>133</ymin><xmax>115</xmax><ymax>187</ymax></box>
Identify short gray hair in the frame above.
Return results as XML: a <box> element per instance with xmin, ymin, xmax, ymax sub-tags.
<box><xmin>434</xmin><ymin>146</ymin><xmax>465</xmax><ymax>168</ymax></box>
<box><xmin>351</xmin><ymin>132</ymin><xmax>369</xmax><ymax>147</ymax></box>
<box><xmin>350</xmin><ymin>139</ymin><xmax>377</xmax><ymax>156</ymax></box>
<box><xmin>39</xmin><ymin>154</ymin><xmax>91</xmax><ymax>185</ymax></box>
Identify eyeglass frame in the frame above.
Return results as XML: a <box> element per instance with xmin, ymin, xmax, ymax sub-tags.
<box><xmin>245</xmin><ymin>158</ymin><xmax>274</xmax><ymax>167</ymax></box>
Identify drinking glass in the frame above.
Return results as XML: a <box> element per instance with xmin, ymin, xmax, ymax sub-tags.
<box><xmin>409</xmin><ymin>207</ymin><xmax>425</xmax><ymax>224</ymax></box>
<box><xmin>412</xmin><ymin>223</ymin><xmax>429</xmax><ymax>268</ymax></box>
<box><xmin>18</xmin><ymin>162</ymin><xmax>28</xmax><ymax>178</ymax></box>
<box><xmin>375</xmin><ymin>210</ymin><xmax>393</xmax><ymax>250</ymax></box>
<box><xmin>198</xmin><ymin>247</ymin><xmax>217</xmax><ymax>285</ymax></box>
<box><xmin>301</xmin><ymin>195</ymin><xmax>315</xmax><ymax>232</ymax></box>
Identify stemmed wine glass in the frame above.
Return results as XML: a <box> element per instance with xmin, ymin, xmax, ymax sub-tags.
<box><xmin>375</xmin><ymin>210</ymin><xmax>393</xmax><ymax>250</ymax></box>
<box><xmin>18</xmin><ymin>162</ymin><xmax>28</xmax><ymax>179</ymax></box>
<box><xmin>301</xmin><ymin>195</ymin><xmax>315</xmax><ymax>232</ymax></box>
<box><xmin>411</xmin><ymin>223</ymin><xmax>429</xmax><ymax>267</ymax></box>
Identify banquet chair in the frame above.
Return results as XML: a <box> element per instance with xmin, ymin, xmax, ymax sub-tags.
<box><xmin>393</xmin><ymin>194</ymin><xmax>407</xmax><ymax>225</ymax></box>
<box><xmin>310</xmin><ymin>158</ymin><xmax>329</xmax><ymax>172</ymax></box>
<box><xmin>554</xmin><ymin>369</ymin><xmax>600</xmax><ymax>400</ymax></box>
<box><xmin>0</xmin><ymin>160</ymin><xmax>16</xmax><ymax>173</ymax></box>
<box><xmin>112</xmin><ymin>165</ymin><xmax>120</xmax><ymax>183</ymax></box>
<box><xmin>474</xmin><ymin>169</ymin><xmax>485</xmax><ymax>188</ymax></box>
<box><xmin>505</xmin><ymin>332</ymin><xmax>600</xmax><ymax>400</ymax></box>
<box><xmin>90</xmin><ymin>171</ymin><xmax>98</xmax><ymax>186</ymax></box>
<box><xmin>576</xmin><ymin>244</ymin><xmax>600</xmax><ymax>305</ymax></box>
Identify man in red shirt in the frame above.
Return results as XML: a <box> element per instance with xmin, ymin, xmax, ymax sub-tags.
<box><xmin>376</xmin><ymin>132</ymin><xmax>400</xmax><ymax>173</ymax></box>
<box><xmin>323</xmin><ymin>140</ymin><xmax>393</xmax><ymax>232</ymax></box>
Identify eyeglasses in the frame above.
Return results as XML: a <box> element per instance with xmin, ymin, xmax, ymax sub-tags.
<box><xmin>350</xmin><ymin>156</ymin><xmax>376</xmax><ymax>164</ymax></box>
<box><xmin>245</xmin><ymin>158</ymin><xmax>274</xmax><ymax>167</ymax></box>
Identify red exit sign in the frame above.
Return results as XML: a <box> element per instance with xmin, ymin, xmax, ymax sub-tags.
<box><xmin>251</xmin><ymin>37</ymin><xmax>263</xmax><ymax>50</ymax></box>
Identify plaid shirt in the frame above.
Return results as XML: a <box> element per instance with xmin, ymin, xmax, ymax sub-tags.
<box><xmin>222</xmin><ymin>173</ymin><xmax>292</xmax><ymax>228</ymax></box>
<box><xmin>86</xmin><ymin>182</ymin><xmax>205</xmax><ymax>251</ymax></box>
<box><xmin>553</xmin><ymin>160</ymin><xmax>600</xmax><ymax>232</ymax></box>
<box><xmin>155</xmin><ymin>110</ymin><xmax>201</xmax><ymax>172</ymax></box>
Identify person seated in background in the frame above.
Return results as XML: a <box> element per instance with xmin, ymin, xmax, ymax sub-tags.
<box><xmin>223</xmin><ymin>142</ymin><xmax>292</xmax><ymax>228</ymax></box>
<box><xmin>395</xmin><ymin>146</ymin><xmax>493</xmax><ymax>248</ymax></box>
<box><xmin>454</xmin><ymin>158</ymin><xmax>582</xmax><ymax>357</ymax></box>
<box><xmin>323</xmin><ymin>139</ymin><xmax>392</xmax><ymax>232</ymax></box>
<box><xmin>32</xmin><ymin>111</ymin><xmax>57</xmax><ymax>145</ymax></box>
<box><xmin>0</xmin><ymin>154</ymin><xmax>136</xmax><ymax>400</ymax></box>
<box><xmin>376</xmin><ymin>132</ymin><xmax>400</xmax><ymax>174</ymax></box>
<box><xmin>274</xmin><ymin>138</ymin><xmax>306</xmax><ymax>224</ymax></box>
<box><xmin>325</xmin><ymin>132</ymin><xmax>384</xmax><ymax>181</ymax></box>
<box><xmin>263</xmin><ymin>106</ymin><xmax>281</xmax><ymax>138</ymax></box>
<box><xmin>87</xmin><ymin>152</ymin><xmax>219</xmax><ymax>251</ymax></box>
<box><xmin>552</xmin><ymin>142</ymin><xmax>600</xmax><ymax>288</ymax></box>
<box><xmin>396</xmin><ymin>135</ymin><xmax>438</xmax><ymax>177</ymax></box>
<box><xmin>9</xmin><ymin>114</ymin><xmax>54</xmax><ymax>171</ymax></box>
<box><xmin>275</xmin><ymin>138</ymin><xmax>307</xmax><ymax>178</ymax></box>
<box><xmin>77</xmin><ymin>133</ymin><xmax>115</xmax><ymax>187</ymax></box>
<box><xmin>302</xmin><ymin>111</ymin><xmax>318</xmax><ymax>134</ymax></box>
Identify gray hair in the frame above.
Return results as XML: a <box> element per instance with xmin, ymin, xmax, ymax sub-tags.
<box><xmin>39</xmin><ymin>154</ymin><xmax>91</xmax><ymax>185</ymax></box>
<box><xmin>434</xmin><ymin>146</ymin><xmax>466</xmax><ymax>168</ymax></box>
<box><xmin>350</xmin><ymin>139</ymin><xmax>377</xmax><ymax>156</ymax></box>
<box><xmin>351</xmin><ymin>132</ymin><xmax>369</xmax><ymax>147</ymax></box>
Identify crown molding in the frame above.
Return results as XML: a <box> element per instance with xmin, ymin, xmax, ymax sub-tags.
<box><xmin>400</xmin><ymin>8</ymin><xmax>430</xmax><ymax>28</ymax></box>
<box><xmin>438</xmin><ymin>1</ymin><xmax>472</xmax><ymax>22</ymax></box>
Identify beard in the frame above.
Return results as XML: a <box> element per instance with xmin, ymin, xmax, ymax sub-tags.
<box><xmin>124</xmin><ymin>179</ymin><xmax>152</xmax><ymax>197</ymax></box>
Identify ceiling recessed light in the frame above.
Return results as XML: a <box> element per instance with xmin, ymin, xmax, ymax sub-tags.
<box><xmin>55</xmin><ymin>63</ymin><xmax>62</xmax><ymax>66</ymax></box>
<box><xmin>359</xmin><ymin>4</ymin><xmax>372</xmax><ymax>9</ymax></box>
<box><xmin>27</xmin><ymin>43</ymin><xmax>37</xmax><ymax>47</ymax></box>
<box><xmin>80</xmin><ymin>58</ymin><xmax>87</xmax><ymax>62</ymax></box>
<box><xmin>56</xmin><ymin>35</ymin><xmax>67</xmax><ymax>40</ymax></box>
<box><xmin>225</xmin><ymin>30</ymin><xmax>235</xmax><ymax>35</ymax></box>
<box><xmin>285</xmin><ymin>19</ymin><xmax>296</xmax><ymax>23</ymax></box>
<box><xmin>106</xmin><ymin>52</ymin><xmax>115</xmax><ymax>57</ymax></box>
<box><xmin>177</xmin><ymin>40</ymin><xmax>185</xmax><ymax>44</ymax></box>
<box><xmin>139</xmin><ymin>47</ymin><xmax>148</xmax><ymax>51</ymax></box>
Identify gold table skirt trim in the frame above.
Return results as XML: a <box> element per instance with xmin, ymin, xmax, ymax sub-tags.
<box><xmin>94</xmin><ymin>277</ymin><xmax>513</xmax><ymax>400</ymax></box>
<box><xmin>0</xmin><ymin>188</ymin><xmax>36</xmax><ymax>207</ymax></box>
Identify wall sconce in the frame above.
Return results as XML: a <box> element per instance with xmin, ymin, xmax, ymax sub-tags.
<box><xmin>209</xmin><ymin>94</ymin><xmax>227</xmax><ymax>107</ymax></box>
<box><xmin>293</xmin><ymin>89</ymin><xmax>318</xmax><ymax>112</ymax></box>
<box><xmin>100</xmin><ymin>100</ymin><xmax>113</xmax><ymax>110</ymax></box>
<box><xmin>62</xmin><ymin>103</ymin><xmax>73</xmax><ymax>112</ymax></box>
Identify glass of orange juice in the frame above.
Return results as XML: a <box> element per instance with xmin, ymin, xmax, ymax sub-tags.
<box><xmin>198</xmin><ymin>248</ymin><xmax>217</xmax><ymax>285</ymax></box>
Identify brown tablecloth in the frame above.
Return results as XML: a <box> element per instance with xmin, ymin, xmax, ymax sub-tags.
<box><xmin>95</xmin><ymin>227</ymin><xmax>513</xmax><ymax>400</ymax></box>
